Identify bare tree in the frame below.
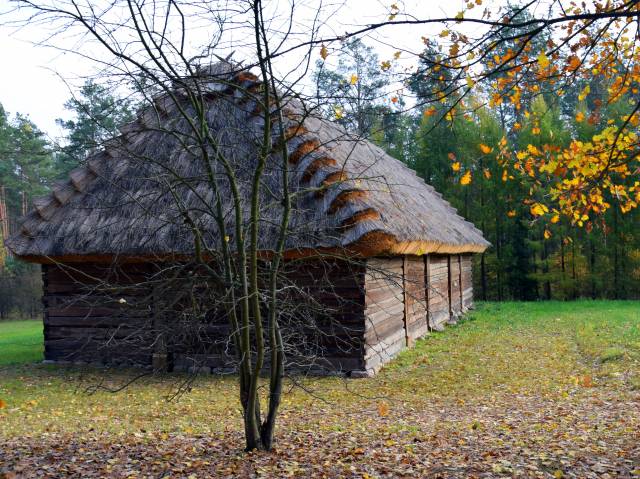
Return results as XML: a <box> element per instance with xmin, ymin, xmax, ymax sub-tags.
<box><xmin>6</xmin><ymin>0</ymin><xmax>639</xmax><ymax>455</ymax></box>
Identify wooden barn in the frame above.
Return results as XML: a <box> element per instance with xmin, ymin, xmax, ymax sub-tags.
<box><xmin>7</xmin><ymin>64</ymin><xmax>489</xmax><ymax>377</ymax></box>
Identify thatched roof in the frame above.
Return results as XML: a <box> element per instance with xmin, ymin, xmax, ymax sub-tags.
<box><xmin>7</xmin><ymin>63</ymin><xmax>489</xmax><ymax>263</ymax></box>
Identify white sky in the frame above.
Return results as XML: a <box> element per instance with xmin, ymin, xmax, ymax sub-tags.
<box><xmin>0</xmin><ymin>0</ymin><xmax>498</xmax><ymax>139</ymax></box>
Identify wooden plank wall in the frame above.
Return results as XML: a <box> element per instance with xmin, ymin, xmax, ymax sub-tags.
<box><xmin>461</xmin><ymin>254</ymin><xmax>474</xmax><ymax>311</ymax></box>
<box><xmin>278</xmin><ymin>259</ymin><xmax>367</xmax><ymax>375</ymax></box>
<box><xmin>426</xmin><ymin>255</ymin><xmax>450</xmax><ymax>331</ymax></box>
<box><xmin>42</xmin><ymin>259</ymin><xmax>368</xmax><ymax>375</ymax></box>
<box><xmin>363</xmin><ymin>257</ymin><xmax>406</xmax><ymax>374</ymax></box>
<box><xmin>403</xmin><ymin>256</ymin><xmax>428</xmax><ymax>345</ymax></box>
<box><xmin>449</xmin><ymin>255</ymin><xmax>463</xmax><ymax>320</ymax></box>
<box><xmin>41</xmin><ymin>254</ymin><xmax>475</xmax><ymax>376</ymax></box>
<box><xmin>42</xmin><ymin>263</ymin><xmax>155</xmax><ymax>366</ymax></box>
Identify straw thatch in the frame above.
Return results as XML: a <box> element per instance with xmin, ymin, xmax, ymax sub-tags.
<box><xmin>7</xmin><ymin>63</ymin><xmax>489</xmax><ymax>263</ymax></box>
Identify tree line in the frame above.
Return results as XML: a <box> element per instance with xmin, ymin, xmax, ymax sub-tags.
<box><xmin>313</xmin><ymin>35</ymin><xmax>640</xmax><ymax>301</ymax></box>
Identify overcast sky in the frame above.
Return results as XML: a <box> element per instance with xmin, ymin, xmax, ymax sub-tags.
<box><xmin>0</xmin><ymin>0</ymin><xmax>502</xmax><ymax>139</ymax></box>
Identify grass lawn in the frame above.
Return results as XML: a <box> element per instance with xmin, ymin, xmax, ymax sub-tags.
<box><xmin>1</xmin><ymin>301</ymin><xmax>639</xmax><ymax>477</ymax></box>
<box><xmin>0</xmin><ymin>319</ymin><xmax>43</xmax><ymax>366</ymax></box>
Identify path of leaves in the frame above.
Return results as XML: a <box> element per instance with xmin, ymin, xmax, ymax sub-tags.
<box><xmin>2</xmin><ymin>389</ymin><xmax>639</xmax><ymax>478</ymax></box>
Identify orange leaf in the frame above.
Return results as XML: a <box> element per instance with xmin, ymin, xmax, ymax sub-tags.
<box><xmin>483</xmin><ymin>168</ymin><xmax>491</xmax><ymax>179</ymax></box>
<box><xmin>580</xmin><ymin>375</ymin><xmax>593</xmax><ymax>387</ymax></box>
<box><xmin>567</xmin><ymin>55</ymin><xmax>581</xmax><ymax>71</ymax></box>
<box><xmin>424</xmin><ymin>107</ymin><xmax>437</xmax><ymax>117</ymax></box>
<box><xmin>448</xmin><ymin>152</ymin><xmax>456</xmax><ymax>161</ymax></box>
<box><xmin>377</xmin><ymin>401</ymin><xmax>389</xmax><ymax>417</ymax></box>
<box><xmin>479</xmin><ymin>143</ymin><xmax>492</xmax><ymax>154</ymax></box>
<box><xmin>544</xmin><ymin>229</ymin><xmax>552</xmax><ymax>239</ymax></box>
<box><xmin>460</xmin><ymin>170</ymin><xmax>472</xmax><ymax>185</ymax></box>
<box><xmin>575</xmin><ymin>111</ymin><xmax>585</xmax><ymax>122</ymax></box>
<box><xmin>0</xmin><ymin>399</ymin><xmax>6</xmax><ymax>409</ymax></box>
<box><xmin>507</xmin><ymin>210</ymin><xmax>516</xmax><ymax>217</ymax></box>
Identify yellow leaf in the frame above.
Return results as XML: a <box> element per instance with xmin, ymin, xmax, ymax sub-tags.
<box><xmin>460</xmin><ymin>170</ymin><xmax>472</xmax><ymax>185</ymax></box>
<box><xmin>381</xmin><ymin>60</ymin><xmax>391</xmax><ymax>71</ymax></box>
<box><xmin>479</xmin><ymin>143</ymin><xmax>492</xmax><ymax>154</ymax></box>
<box><xmin>452</xmin><ymin>161</ymin><xmax>461</xmax><ymax>172</ymax></box>
<box><xmin>537</xmin><ymin>51</ymin><xmax>550</xmax><ymax>69</ymax></box>
<box><xmin>393</xmin><ymin>51</ymin><xmax>401</xmax><ymax>60</ymax></box>
<box><xmin>439</xmin><ymin>30</ymin><xmax>450</xmax><ymax>38</ymax></box>
<box><xmin>554</xmin><ymin>470</ymin><xmax>564</xmax><ymax>479</ymax></box>
<box><xmin>377</xmin><ymin>401</ymin><xmax>389</xmax><ymax>417</ymax></box>
<box><xmin>224</xmin><ymin>235</ymin><xmax>230</xmax><ymax>243</ymax></box>
<box><xmin>507</xmin><ymin>210</ymin><xmax>516</xmax><ymax>217</ymax></box>
<box><xmin>320</xmin><ymin>45</ymin><xmax>328</xmax><ymax>60</ymax></box>
<box><xmin>544</xmin><ymin>229</ymin><xmax>552</xmax><ymax>239</ymax></box>
<box><xmin>578</xmin><ymin>84</ymin><xmax>590</xmax><ymax>101</ymax></box>
<box><xmin>502</xmin><ymin>169</ymin><xmax>508</xmax><ymax>182</ymax></box>
<box><xmin>466</xmin><ymin>75</ymin><xmax>475</xmax><ymax>89</ymax></box>
<box><xmin>551</xmin><ymin>214</ymin><xmax>560</xmax><ymax>224</ymax></box>
<box><xmin>530</xmin><ymin>202</ymin><xmax>548</xmax><ymax>217</ymax></box>
<box><xmin>350</xmin><ymin>74</ymin><xmax>358</xmax><ymax>85</ymax></box>
<box><xmin>575</xmin><ymin>111</ymin><xmax>585</xmax><ymax>122</ymax></box>
<box><xmin>455</xmin><ymin>11</ymin><xmax>464</xmax><ymax>21</ymax></box>
<box><xmin>334</xmin><ymin>107</ymin><xmax>344</xmax><ymax>120</ymax></box>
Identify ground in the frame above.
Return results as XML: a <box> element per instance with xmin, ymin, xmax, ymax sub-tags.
<box><xmin>1</xmin><ymin>301</ymin><xmax>639</xmax><ymax>478</ymax></box>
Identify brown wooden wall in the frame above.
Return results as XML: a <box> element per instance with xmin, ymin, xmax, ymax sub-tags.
<box><xmin>42</xmin><ymin>263</ymin><xmax>156</xmax><ymax>366</ymax></box>
<box><xmin>403</xmin><ymin>256</ymin><xmax>428</xmax><ymax>345</ymax></box>
<box><xmin>363</xmin><ymin>257</ymin><xmax>405</xmax><ymax>374</ymax></box>
<box><xmin>449</xmin><ymin>255</ymin><xmax>463</xmax><ymax>319</ymax></box>
<box><xmin>425</xmin><ymin>255</ymin><xmax>450</xmax><ymax>331</ymax></box>
<box><xmin>41</xmin><ymin>260</ymin><xmax>367</xmax><ymax>374</ymax></box>
<box><xmin>461</xmin><ymin>254</ymin><xmax>474</xmax><ymax>311</ymax></box>
<box><xmin>41</xmin><ymin>253</ymin><xmax>476</xmax><ymax>376</ymax></box>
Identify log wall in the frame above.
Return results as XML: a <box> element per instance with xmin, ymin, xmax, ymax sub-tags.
<box><xmin>363</xmin><ymin>257</ymin><xmax>405</xmax><ymax>374</ymax></box>
<box><xmin>403</xmin><ymin>256</ymin><xmax>428</xmax><ymax>345</ymax></box>
<box><xmin>449</xmin><ymin>255</ymin><xmax>463</xmax><ymax>320</ymax></box>
<box><xmin>425</xmin><ymin>255</ymin><xmax>450</xmax><ymax>331</ymax></box>
<box><xmin>41</xmin><ymin>253</ymin><xmax>476</xmax><ymax>376</ymax></box>
<box><xmin>41</xmin><ymin>260</ymin><xmax>367</xmax><ymax>375</ymax></box>
<box><xmin>42</xmin><ymin>263</ymin><xmax>156</xmax><ymax>366</ymax></box>
<box><xmin>461</xmin><ymin>254</ymin><xmax>474</xmax><ymax>311</ymax></box>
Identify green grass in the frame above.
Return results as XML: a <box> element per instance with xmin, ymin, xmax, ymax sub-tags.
<box><xmin>0</xmin><ymin>301</ymin><xmax>638</xmax><ymax>438</ymax></box>
<box><xmin>0</xmin><ymin>319</ymin><xmax>43</xmax><ymax>365</ymax></box>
